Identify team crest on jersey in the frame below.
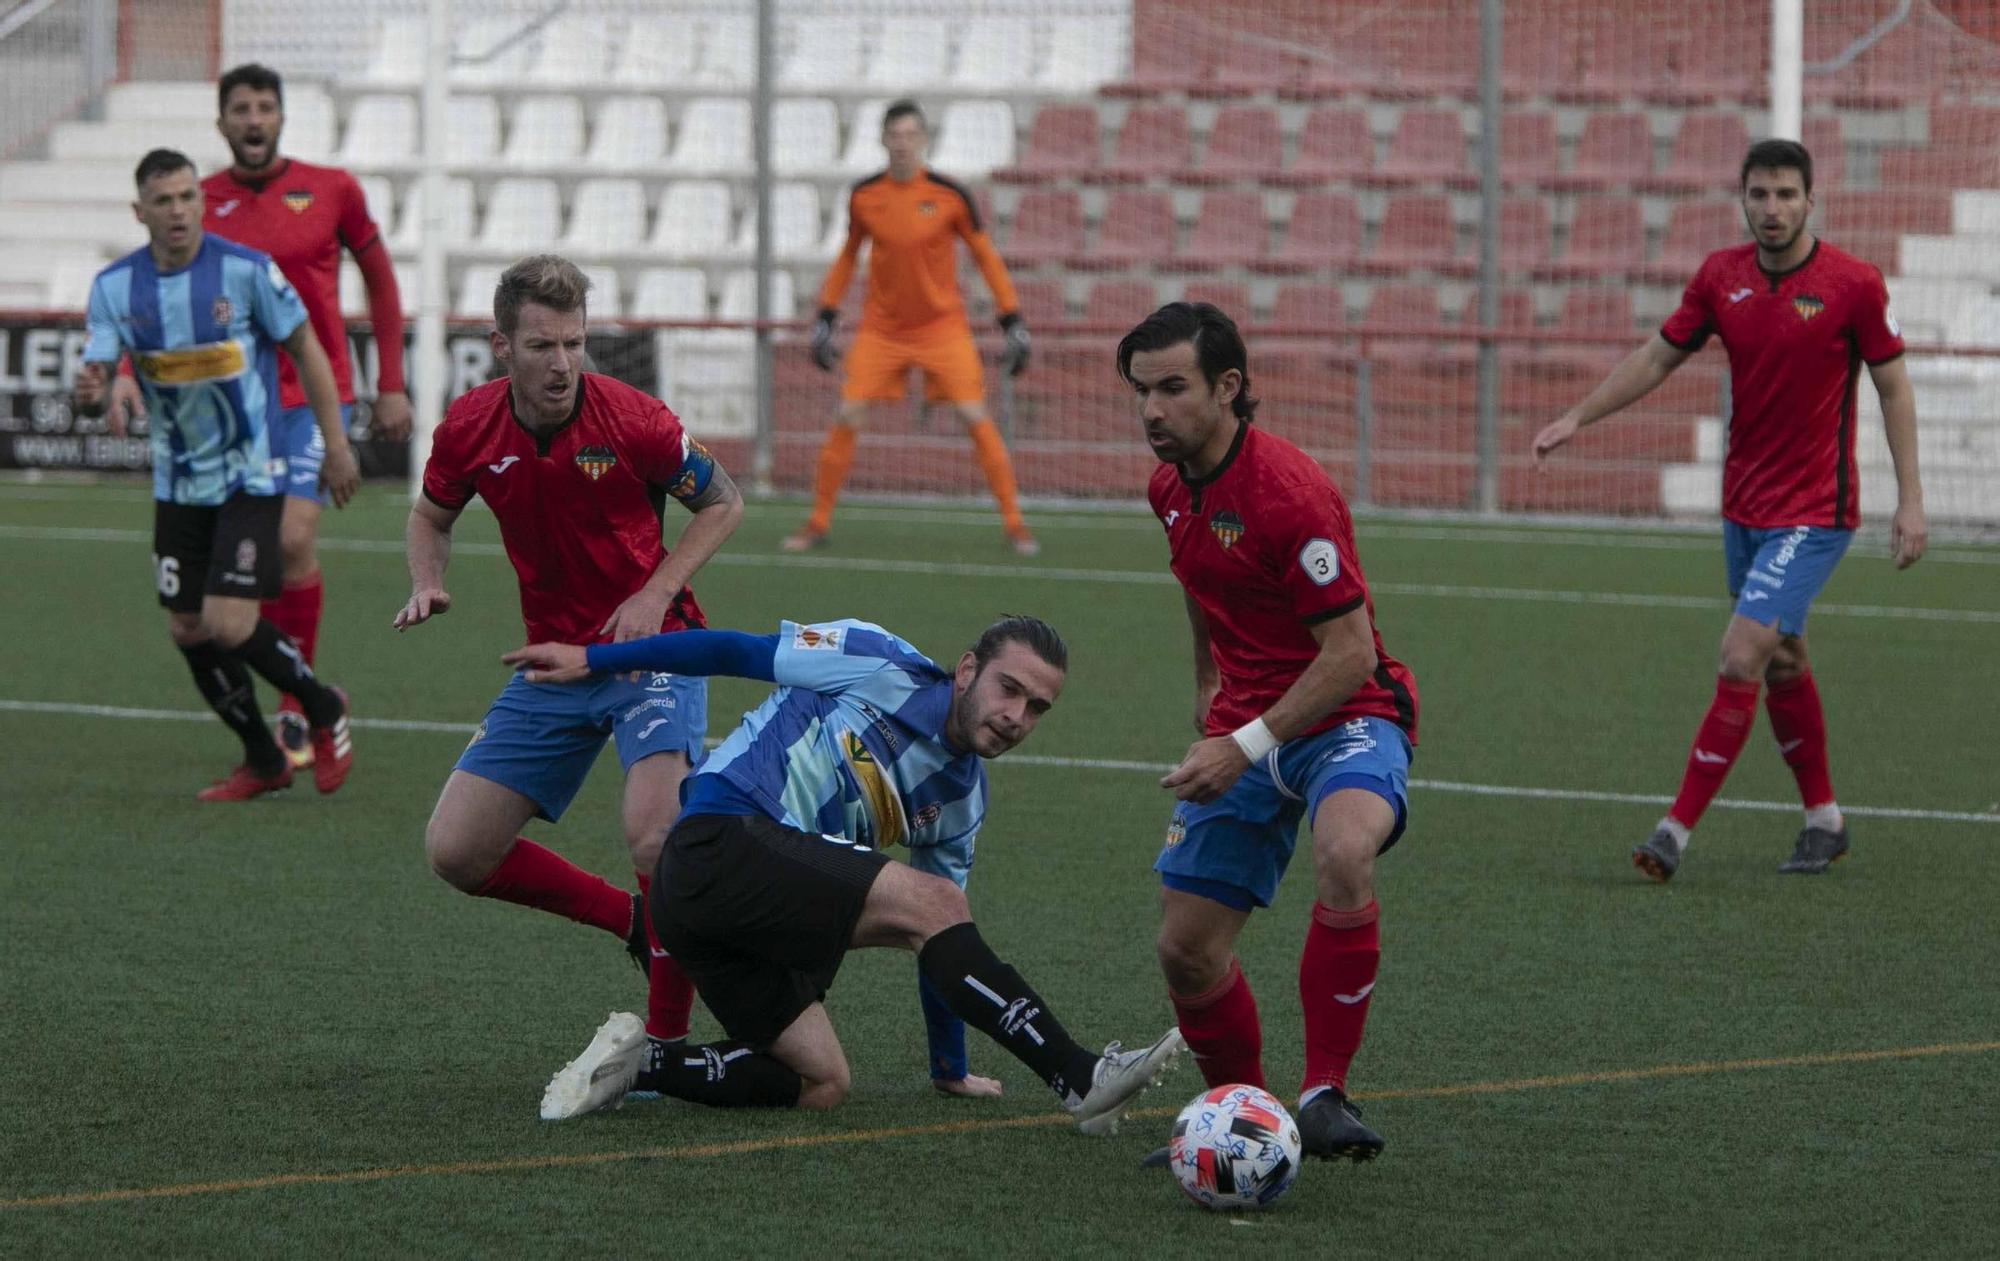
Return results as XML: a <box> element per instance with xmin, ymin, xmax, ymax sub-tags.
<box><xmin>917</xmin><ymin>200</ymin><xmax>936</xmax><ymax>216</ymax></box>
<box><xmin>1792</xmin><ymin>295</ymin><xmax>1824</xmax><ymax>321</ymax></box>
<box><xmin>1210</xmin><ymin>510</ymin><xmax>1245</xmax><ymax>549</ymax></box>
<box><xmin>211</xmin><ymin>296</ymin><xmax>234</xmax><ymax>327</ymax></box>
<box><xmin>574</xmin><ymin>445</ymin><xmax>617</xmax><ymax>480</ymax></box>
<box><xmin>283</xmin><ymin>190</ymin><xmax>313</xmax><ymax>214</ymax></box>
<box><xmin>1164</xmin><ymin>814</ymin><xmax>1186</xmax><ymax>848</ymax></box>
<box><xmin>235</xmin><ymin>538</ymin><xmax>257</xmax><ymax>571</ymax></box>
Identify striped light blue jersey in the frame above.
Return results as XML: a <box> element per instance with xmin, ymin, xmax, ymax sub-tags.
<box><xmin>688</xmin><ymin>619</ymin><xmax>985</xmax><ymax>885</ymax></box>
<box><xmin>84</xmin><ymin>234</ymin><xmax>307</xmax><ymax>505</ymax></box>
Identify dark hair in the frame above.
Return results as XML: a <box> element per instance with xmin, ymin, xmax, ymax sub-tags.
<box><xmin>494</xmin><ymin>253</ymin><xmax>591</xmax><ymax>334</ymax></box>
<box><xmin>972</xmin><ymin>615</ymin><xmax>1067</xmax><ymax>674</ymax></box>
<box><xmin>882</xmin><ymin>99</ymin><xmax>926</xmax><ymax>131</ymax></box>
<box><xmin>218</xmin><ymin>63</ymin><xmax>284</xmax><ymax>113</ymax></box>
<box><xmin>1115</xmin><ymin>302</ymin><xmax>1260</xmax><ymax>422</ymax></box>
<box><xmin>1741</xmin><ymin>139</ymin><xmax>1813</xmax><ymax>195</ymax></box>
<box><xmin>133</xmin><ymin>148</ymin><xmax>196</xmax><ymax>190</ymax></box>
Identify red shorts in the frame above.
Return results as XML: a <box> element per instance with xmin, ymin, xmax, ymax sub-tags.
<box><xmin>840</xmin><ymin>326</ymin><xmax>985</xmax><ymax>404</ymax></box>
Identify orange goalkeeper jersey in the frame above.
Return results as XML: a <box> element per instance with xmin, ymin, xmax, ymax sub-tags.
<box><xmin>817</xmin><ymin>168</ymin><xmax>1018</xmax><ymax>338</ymax></box>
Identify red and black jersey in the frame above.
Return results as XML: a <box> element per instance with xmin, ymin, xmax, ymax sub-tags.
<box><xmin>422</xmin><ymin>373</ymin><xmax>717</xmax><ymax>645</ymax></box>
<box><xmin>202</xmin><ymin>159</ymin><xmax>384</xmax><ymax>408</ymax></box>
<box><xmin>1149</xmin><ymin>423</ymin><xmax>1418</xmax><ymax>744</ymax></box>
<box><xmin>1661</xmin><ymin>239</ymin><xmax>1904</xmax><ymax>529</ymax></box>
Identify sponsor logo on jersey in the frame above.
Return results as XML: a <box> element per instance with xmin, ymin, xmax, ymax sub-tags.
<box><xmin>235</xmin><ymin>538</ymin><xmax>258</xmax><ymax>572</ymax></box>
<box><xmin>1727</xmin><ymin>287</ymin><xmax>1753</xmax><ymax>304</ymax></box>
<box><xmin>792</xmin><ymin>626</ymin><xmax>841</xmax><ymax>651</ymax></box>
<box><xmin>134</xmin><ymin>340</ymin><xmax>247</xmax><ymax>385</ymax></box>
<box><xmin>487</xmin><ymin>455</ymin><xmax>520</xmax><ymax>475</ymax></box>
<box><xmin>1163</xmin><ymin>509</ymin><xmax>1181</xmax><ymax>529</ymax></box>
<box><xmin>574</xmin><ymin>444</ymin><xmax>617</xmax><ymax>480</ymax></box>
<box><xmin>283</xmin><ymin>190</ymin><xmax>314</xmax><ymax>214</ymax></box>
<box><xmin>213</xmin><ymin>198</ymin><xmax>241</xmax><ymax>218</ymax></box>
<box><xmin>842</xmin><ymin>728</ymin><xmax>905</xmax><ymax>849</ymax></box>
<box><xmin>1792</xmin><ymin>295</ymin><xmax>1824</xmax><ymax>321</ymax></box>
<box><xmin>636</xmin><ymin>716</ymin><xmax>670</xmax><ymax>741</ymax></box>
<box><xmin>211</xmin><ymin>296</ymin><xmax>234</xmax><ymax>326</ymax></box>
<box><xmin>1210</xmin><ymin>510</ymin><xmax>1245</xmax><ymax>549</ymax></box>
<box><xmin>910</xmin><ymin>801</ymin><xmax>942</xmax><ymax>830</ymax></box>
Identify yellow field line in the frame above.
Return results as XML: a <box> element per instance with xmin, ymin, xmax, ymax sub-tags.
<box><xmin>7</xmin><ymin>1039</ymin><xmax>1996</xmax><ymax>1211</ymax></box>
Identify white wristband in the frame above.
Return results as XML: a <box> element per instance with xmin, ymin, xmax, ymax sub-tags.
<box><xmin>1229</xmin><ymin>717</ymin><xmax>1279</xmax><ymax>763</ymax></box>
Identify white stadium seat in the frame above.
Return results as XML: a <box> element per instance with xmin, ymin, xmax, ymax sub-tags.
<box><xmin>615</xmin><ymin>18</ymin><xmax>699</xmax><ymax>86</ymax></box>
<box><xmin>651</xmin><ymin>180</ymin><xmax>735</xmax><ymax>257</ymax></box>
<box><xmin>390</xmin><ymin>176</ymin><xmax>475</xmax><ymax>251</ymax></box>
<box><xmin>447</xmin><ymin>96</ymin><xmax>503</xmax><ymax>167</ymax></box>
<box><xmin>580</xmin><ymin>264</ymin><xmax>623</xmax><ymax>318</ymax></box>
<box><xmin>730</xmin><ymin>183</ymin><xmax>824</xmax><ymax>261</ymax></box>
<box><xmin>631</xmin><ymin>267</ymin><xmax>710</xmax><ymax>320</ymax></box>
<box><xmin>104</xmin><ymin>82</ymin><xmax>211</xmax><ymax>122</ymax></box>
<box><xmin>718</xmin><ymin>267</ymin><xmax>796</xmax><ymax>320</ymax></box>
<box><xmin>839</xmin><ymin>99</ymin><xmax>892</xmax><ymax>175</ymax></box>
<box><xmin>51</xmin><ymin>118</ymin><xmax>226</xmax><ymax>168</ymax></box>
<box><xmin>40</xmin><ymin>251</ymin><xmax>109</xmax><ymax>311</ymax></box>
<box><xmin>817</xmin><ymin>192</ymin><xmax>852</xmax><ymax>257</ymax></box>
<box><xmin>930</xmin><ymin>101</ymin><xmax>1015</xmax><ymax>178</ymax></box>
<box><xmin>283</xmin><ymin>86</ymin><xmax>339</xmax><ymax>163</ymax></box>
<box><xmin>530</xmin><ymin>17</ymin><xmax>615</xmax><ymax>86</ymax></box>
<box><xmin>772</xmin><ymin>98</ymin><xmax>840</xmax><ymax>175</ymax></box>
<box><xmin>455</xmin><ymin>262</ymin><xmax>504</xmax><ymax>318</ymax></box>
<box><xmin>953</xmin><ymin>17</ymin><xmax>1034</xmax><ymax>89</ymax></box>
<box><xmin>477</xmin><ymin>178</ymin><xmax>561</xmax><ymax>250</ymax></box>
<box><xmin>867</xmin><ymin>20</ymin><xmax>951</xmax><ymax>90</ymax></box>
<box><xmin>695</xmin><ymin>16</ymin><xmax>755</xmax><ymax>87</ymax></box>
<box><xmin>360</xmin><ymin>16</ymin><xmax>426</xmax><ymax>85</ymax></box>
<box><xmin>340</xmin><ymin>261</ymin><xmax>367</xmax><ymax>317</ymax></box>
<box><xmin>355</xmin><ymin>175</ymin><xmax>395</xmax><ymax>231</ymax></box>
<box><xmin>588</xmin><ymin>96</ymin><xmax>669</xmax><ymax>170</ymax></box>
<box><xmin>669</xmin><ymin>98</ymin><xmax>752</xmax><ymax>175</ymax></box>
<box><xmin>338</xmin><ymin>95</ymin><xmax>418</xmax><ymax>168</ymax></box>
<box><xmin>454</xmin><ymin>17</ymin><xmax>539</xmax><ymax>86</ymax></box>
<box><xmin>780</xmin><ymin>17</ymin><xmax>866</xmax><ymax>89</ymax></box>
<box><xmin>562</xmin><ymin>178</ymin><xmax>649</xmax><ymax>254</ymax></box>
<box><xmin>1039</xmin><ymin>17</ymin><xmax>1128</xmax><ymax>90</ymax></box>
<box><xmin>0</xmin><ymin>162</ymin><xmax>131</xmax><ymax>205</ymax></box>
<box><xmin>504</xmin><ymin>96</ymin><xmax>585</xmax><ymax>167</ymax></box>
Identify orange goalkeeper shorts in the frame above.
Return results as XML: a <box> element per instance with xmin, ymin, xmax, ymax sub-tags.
<box><xmin>839</xmin><ymin>325</ymin><xmax>986</xmax><ymax>404</ymax></box>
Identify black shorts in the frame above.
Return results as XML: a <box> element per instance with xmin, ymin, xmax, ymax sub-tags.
<box><xmin>650</xmin><ymin>813</ymin><xmax>891</xmax><ymax>1048</ymax></box>
<box><xmin>151</xmin><ymin>494</ymin><xmax>284</xmax><ymax>612</ymax></box>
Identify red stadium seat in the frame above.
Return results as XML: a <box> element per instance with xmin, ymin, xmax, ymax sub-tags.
<box><xmin>1639</xmin><ymin>201</ymin><xmax>1741</xmax><ymax>285</ymax></box>
<box><xmin>1361</xmin><ymin>284</ymin><xmax>1446</xmax><ymax>333</ymax></box>
<box><xmin>1443</xmin><ymin>196</ymin><xmax>1550</xmax><ymax>278</ymax></box>
<box><xmin>1193</xmin><ymin>39</ymin><xmax>1308</xmax><ymax>99</ymax></box>
<box><xmin>1271</xmin><ymin>107</ymin><xmax>1374</xmax><ymax>187</ymax></box>
<box><xmin>1265</xmin><ymin>284</ymin><xmax>1348</xmax><ymax>335</ymax></box>
<box><xmin>1175</xmin><ymin>191</ymin><xmax>1269</xmax><ymax>271</ymax></box>
<box><xmin>1641</xmin><ymin>113</ymin><xmax>1748</xmax><ymax>194</ymax></box>
<box><xmin>1185</xmin><ymin>106</ymin><xmax>1284</xmax><ymax>184</ymax></box>
<box><xmin>1357</xmin><ymin>194</ymin><xmax>1459</xmax><ymax>275</ymax></box>
<box><xmin>1181</xmin><ymin>281</ymin><xmax>1251</xmax><ymax>320</ymax></box>
<box><xmin>1666</xmin><ymin>15</ymin><xmax>1766</xmax><ymax>104</ymax></box>
<box><xmin>1287</xmin><ymin>22</ymin><xmax>1397</xmax><ymax>99</ymax></box>
<box><xmin>1811</xmin><ymin>25</ymin><xmax>1934</xmax><ymax>108</ymax></box>
<box><xmin>1501</xmin><ymin>13</ymin><xmax>1574</xmax><ymax>100</ymax></box>
<box><xmin>1390</xmin><ymin>15</ymin><xmax>1479</xmax><ymax>98</ymax></box>
<box><xmin>1003</xmin><ymin>190</ymin><xmax>1084</xmax><ymax>268</ymax></box>
<box><xmin>1105</xmin><ymin>21</ymin><xmax>1209</xmax><ymax>97</ymax></box>
<box><xmin>1083</xmin><ymin>278</ymin><xmax>1161</xmax><ymax>326</ymax></box>
<box><xmin>1549</xmin><ymin>112</ymin><xmax>1653</xmax><ymax>191</ymax></box>
<box><xmin>1011</xmin><ymin>279</ymin><xmax>1068</xmax><ymax>328</ymax></box>
<box><xmin>1256</xmin><ymin>192</ymin><xmax>1363</xmax><ymax>273</ymax></box>
<box><xmin>1537</xmin><ymin>194</ymin><xmax>1645</xmax><ymax>281</ymax></box>
<box><xmin>1816</xmin><ymin>189</ymin><xmax>1953</xmax><ymax>236</ymax></box>
<box><xmin>1366</xmin><ymin>109</ymin><xmax>1468</xmax><ymax>186</ymax></box>
<box><xmin>1874</xmin><ymin>148</ymin><xmax>2000</xmax><ymax>190</ymax></box>
<box><xmin>1561</xmin><ymin>20</ymin><xmax>1676</xmax><ymax>105</ymax></box>
<box><xmin>1090</xmin><ymin>105</ymin><xmax>1191</xmax><ymax>184</ymax></box>
<box><xmin>1556</xmin><ymin>288</ymin><xmax>1635</xmax><ymax>338</ymax></box>
<box><xmin>999</xmin><ymin>106</ymin><xmax>1100</xmax><ymax>183</ymax></box>
<box><xmin>1460</xmin><ymin>288</ymin><xmax>1538</xmax><ymax>335</ymax></box>
<box><xmin>1803</xmin><ymin>115</ymin><xmax>1845</xmax><ymax>190</ymax></box>
<box><xmin>1080</xmin><ymin>191</ymin><xmax>1177</xmax><ymax>270</ymax></box>
<box><xmin>1480</xmin><ymin>111</ymin><xmax>1560</xmax><ymax>189</ymax></box>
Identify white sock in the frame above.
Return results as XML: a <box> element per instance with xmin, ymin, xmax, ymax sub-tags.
<box><xmin>1805</xmin><ymin>803</ymin><xmax>1843</xmax><ymax>833</ymax></box>
<box><xmin>1299</xmin><ymin>1084</ymin><xmax>1332</xmax><ymax>1110</ymax></box>
<box><xmin>1657</xmin><ymin>818</ymin><xmax>1691</xmax><ymax>851</ymax></box>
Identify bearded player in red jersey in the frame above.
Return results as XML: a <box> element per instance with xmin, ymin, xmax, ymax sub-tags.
<box><xmin>1536</xmin><ymin>140</ymin><xmax>1927</xmax><ymax>882</ymax></box>
<box><xmin>205</xmin><ymin>63</ymin><xmax>410</xmax><ymax>768</ymax></box>
<box><xmin>395</xmin><ymin>256</ymin><xmax>742</xmax><ymax>1065</ymax></box>
<box><xmin>1121</xmin><ymin>304</ymin><xmax>1419</xmax><ymax>1168</ymax></box>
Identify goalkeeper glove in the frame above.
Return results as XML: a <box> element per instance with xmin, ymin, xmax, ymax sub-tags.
<box><xmin>810</xmin><ymin>308</ymin><xmax>839</xmax><ymax>372</ymax></box>
<box><xmin>998</xmin><ymin>313</ymin><xmax>1031</xmax><ymax>377</ymax></box>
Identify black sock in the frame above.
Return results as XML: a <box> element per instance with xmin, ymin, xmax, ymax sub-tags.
<box><xmin>180</xmin><ymin>641</ymin><xmax>283</xmax><ymax>773</ymax></box>
<box><xmin>917</xmin><ymin>921</ymin><xmax>1100</xmax><ymax>1107</ymax></box>
<box><xmin>634</xmin><ymin>1038</ymin><xmax>803</xmax><ymax>1108</ymax></box>
<box><xmin>232</xmin><ymin>621</ymin><xmax>339</xmax><ymax>726</ymax></box>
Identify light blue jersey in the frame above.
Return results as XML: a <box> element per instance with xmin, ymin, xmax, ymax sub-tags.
<box><xmin>84</xmin><ymin>234</ymin><xmax>307</xmax><ymax>505</ymax></box>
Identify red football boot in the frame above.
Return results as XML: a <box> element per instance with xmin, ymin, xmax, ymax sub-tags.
<box><xmin>311</xmin><ymin>687</ymin><xmax>353</xmax><ymax>795</ymax></box>
<box><xmin>197</xmin><ymin>762</ymin><xmax>294</xmax><ymax>802</ymax></box>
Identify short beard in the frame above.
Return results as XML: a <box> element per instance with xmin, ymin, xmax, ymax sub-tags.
<box><xmin>230</xmin><ymin>141</ymin><xmax>277</xmax><ymax>172</ymax></box>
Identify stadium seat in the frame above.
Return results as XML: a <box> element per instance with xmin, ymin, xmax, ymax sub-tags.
<box><xmin>954</xmin><ymin>17</ymin><xmax>1034</xmax><ymax>90</ymax></box>
<box><xmin>454</xmin><ymin>263</ymin><xmax>504</xmax><ymax>318</ymax></box>
<box><xmin>652</xmin><ymin>181</ymin><xmax>736</xmax><ymax>258</ymax></box>
<box><xmin>1185</xmin><ymin>107</ymin><xmax>1283</xmax><ymax>185</ymax></box>
<box><xmin>1357</xmin><ymin>194</ymin><xmax>1458</xmax><ymax>275</ymax></box>
<box><xmin>42</xmin><ymin>252</ymin><xmax>108</xmax><ymax>312</ymax></box>
<box><xmin>731</xmin><ymin>183</ymin><xmax>825</xmax><ymax>261</ymax></box>
<box><xmin>446</xmin><ymin>96</ymin><xmax>502</xmax><ymax>168</ymax></box>
<box><xmin>1367</xmin><ymin>110</ymin><xmax>1469</xmax><ymax>186</ymax></box>
<box><xmin>1272</xmin><ymin>108</ymin><xmax>1373</xmax><ymax>187</ymax></box>
<box><xmin>1003</xmin><ymin>190</ymin><xmax>1085</xmax><ymax>268</ymax></box>
<box><xmin>1538</xmin><ymin>194</ymin><xmax>1644</xmax><ymax>281</ymax></box>
<box><xmin>697</xmin><ymin>16</ymin><xmax>756</xmax><ymax>88</ymax></box>
<box><xmin>1181</xmin><ymin>282</ymin><xmax>1252</xmax><ymax>320</ymax></box>
<box><xmin>283</xmin><ymin>87</ymin><xmax>338</xmax><ymax>163</ymax></box>
<box><xmin>1083</xmin><ymin>191</ymin><xmax>1176</xmax><ymax>270</ymax></box>
<box><xmin>1000</xmin><ymin>106</ymin><xmax>1100</xmax><ymax>182</ymax></box>
<box><xmin>1108</xmin><ymin>19</ymin><xmax>1207</xmax><ymax>96</ymax></box>
<box><xmin>1092</xmin><ymin>105</ymin><xmax>1190</xmax><ymax>184</ymax></box>
<box><xmin>818</xmin><ymin>193</ymin><xmax>852</xmax><ymax>256</ymax></box>
<box><xmin>337</xmin><ymin>95</ymin><xmax>418</xmax><ymax>168</ymax></box>
<box><xmin>1442</xmin><ymin>197</ymin><xmax>1550</xmax><ymax>277</ymax></box>
<box><xmin>1817</xmin><ymin>189</ymin><xmax>1952</xmax><ymax>236</ymax></box>
<box><xmin>839</xmin><ymin>100</ymin><xmax>893</xmax><ymax>175</ymax></box>
<box><xmin>390</xmin><ymin>177</ymin><xmax>475</xmax><ymax>251</ymax></box>
<box><xmin>1256</xmin><ymin>192</ymin><xmax>1363</xmax><ymax>273</ymax></box>
<box><xmin>1175</xmin><ymin>192</ymin><xmax>1269</xmax><ymax>271</ymax></box>
<box><xmin>781</xmin><ymin>17</ymin><xmax>867</xmax><ymax>89</ymax></box>
<box><xmin>1667</xmin><ymin>19</ymin><xmax>1764</xmax><ymax>104</ymax></box>
<box><xmin>615</xmin><ymin>19</ymin><xmax>698</xmax><ymax>86</ymax></box>
<box><xmin>339</xmin><ymin>262</ymin><xmax>367</xmax><ymax>318</ymax></box>
<box><xmin>0</xmin><ymin>161</ymin><xmax>127</xmax><ymax>205</ymax></box>
<box><xmin>1266</xmin><ymin>284</ymin><xmax>1348</xmax><ymax>334</ymax></box>
<box><xmin>670</xmin><ymin>99</ymin><xmax>753</xmax><ymax>175</ymax></box>
<box><xmin>530</xmin><ymin>16</ymin><xmax>612</xmax><ymax>85</ymax></box>
<box><xmin>631</xmin><ymin>267</ymin><xmax>711</xmax><ymax>321</ymax></box>
<box><xmin>453</xmin><ymin>17</ymin><xmax>538</xmax><ymax>86</ymax></box>
<box><xmin>931</xmin><ymin>102</ymin><xmax>1015</xmax><ymax>179</ymax></box>
<box><xmin>1291</xmin><ymin>25</ymin><xmax>1396</xmax><ymax>99</ymax></box>
<box><xmin>1480</xmin><ymin>112</ymin><xmax>1559</xmax><ymax>189</ymax></box>
<box><xmin>1808</xmin><ymin>23</ymin><xmax>1933</xmax><ymax>108</ymax></box>
<box><xmin>773</xmin><ymin>99</ymin><xmax>840</xmax><ymax>175</ymax></box>
<box><xmin>1550</xmin><ymin>112</ymin><xmax>1653</xmax><ymax>191</ymax></box>
<box><xmin>561</xmin><ymin>179</ymin><xmax>649</xmax><ymax>256</ymax></box>
<box><xmin>1391</xmin><ymin>14</ymin><xmax>1479</xmax><ymax>97</ymax></box>
<box><xmin>1556</xmin><ymin>289</ymin><xmax>1635</xmax><ymax>338</ymax></box>
<box><xmin>1010</xmin><ymin>279</ymin><xmax>1067</xmax><ymax>326</ymax></box>
<box><xmin>718</xmin><ymin>267</ymin><xmax>797</xmax><ymax>321</ymax></box>
<box><xmin>1639</xmin><ymin>201</ymin><xmax>1742</xmax><ymax>285</ymax></box>
<box><xmin>1192</xmin><ymin>37</ymin><xmax>1307</xmax><ymax>99</ymax></box>
<box><xmin>504</xmin><ymin>97</ymin><xmax>584</xmax><ymax>167</ymax></box>
<box><xmin>1083</xmin><ymin>278</ymin><xmax>1159</xmax><ymax>326</ymax></box>
<box><xmin>358</xmin><ymin>16</ymin><xmax>425</xmax><ymax>86</ymax></box>
<box><xmin>1803</xmin><ymin>115</ymin><xmax>1844</xmax><ymax>190</ymax></box>
<box><xmin>477</xmin><ymin>179</ymin><xmax>560</xmax><ymax>252</ymax></box>
<box><xmin>355</xmin><ymin>176</ymin><xmax>395</xmax><ymax>232</ymax></box>
<box><xmin>588</xmin><ymin>97</ymin><xmax>669</xmax><ymax>170</ymax></box>
<box><xmin>1560</xmin><ymin>19</ymin><xmax>1674</xmax><ymax>104</ymax></box>
<box><xmin>1039</xmin><ymin>16</ymin><xmax>1128</xmax><ymax>91</ymax></box>
<box><xmin>580</xmin><ymin>265</ymin><xmax>623</xmax><ymax>318</ymax></box>
<box><xmin>1642</xmin><ymin>113</ymin><xmax>1748</xmax><ymax>194</ymax></box>
<box><xmin>1362</xmin><ymin>284</ymin><xmax>1446</xmax><ymax>331</ymax></box>
<box><xmin>1501</xmin><ymin>12</ymin><xmax>1573</xmax><ymax>100</ymax></box>
<box><xmin>868</xmin><ymin>20</ymin><xmax>951</xmax><ymax>89</ymax></box>
<box><xmin>1461</xmin><ymin>288</ymin><xmax>1537</xmax><ymax>334</ymax></box>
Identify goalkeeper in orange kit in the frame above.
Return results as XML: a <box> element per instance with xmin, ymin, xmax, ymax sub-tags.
<box><xmin>785</xmin><ymin>99</ymin><xmax>1037</xmax><ymax>556</ymax></box>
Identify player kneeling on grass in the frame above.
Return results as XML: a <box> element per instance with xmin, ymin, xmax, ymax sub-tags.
<box><xmin>508</xmin><ymin>616</ymin><xmax>1184</xmax><ymax>1133</ymax></box>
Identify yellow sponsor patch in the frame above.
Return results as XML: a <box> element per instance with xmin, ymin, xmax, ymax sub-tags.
<box><xmin>134</xmin><ymin>340</ymin><xmax>246</xmax><ymax>385</ymax></box>
<box><xmin>842</xmin><ymin>729</ymin><xmax>906</xmax><ymax>849</ymax></box>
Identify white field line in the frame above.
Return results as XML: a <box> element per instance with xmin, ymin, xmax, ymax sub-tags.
<box><xmin>4</xmin><ymin>698</ymin><xmax>1996</xmax><ymax>825</ymax></box>
<box><xmin>2</xmin><ymin>523</ymin><xmax>1997</xmax><ymax>624</ymax></box>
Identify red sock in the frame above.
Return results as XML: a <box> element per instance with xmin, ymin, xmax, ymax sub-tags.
<box><xmin>1764</xmin><ymin>671</ymin><xmax>1834</xmax><ymax>810</ymax></box>
<box><xmin>636</xmin><ymin>871</ymin><xmax>695</xmax><ymax>1042</ymax></box>
<box><xmin>262</xmin><ymin>572</ymin><xmax>323</xmax><ymax>715</ymax></box>
<box><xmin>1667</xmin><ymin>676</ymin><xmax>1762</xmax><ymax>829</ymax></box>
<box><xmin>473</xmin><ymin>839</ymin><xmax>631</xmax><ymax>937</ymax></box>
<box><xmin>1299</xmin><ymin>901</ymin><xmax>1379</xmax><ymax>1094</ymax></box>
<box><xmin>1170</xmin><ymin>958</ymin><xmax>1265</xmax><ymax>1090</ymax></box>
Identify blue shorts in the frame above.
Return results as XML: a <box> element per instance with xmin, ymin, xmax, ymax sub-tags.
<box><xmin>1156</xmin><ymin>716</ymin><xmax>1412</xmax><ymax>912</ymax></box>
<box><xmin>1723</xmin><ymin>522</ymin><xmax>1853</xmax><ymax>637</ymax></box>
<box><xmin>275</xmin><ymin>403</ymin><xmax>354</xmax><ymax>503</ymax></box>
<box><xmin>455</xmin><ymin>670</ymin><xmax>708</xmax><ymax>822</ymax></box>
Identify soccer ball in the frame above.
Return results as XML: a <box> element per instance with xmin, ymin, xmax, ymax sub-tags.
<box><xmin>1168</xmin><ymin>1084</ymin><xmax>1303</xmax><ymax>1211</ymax></box>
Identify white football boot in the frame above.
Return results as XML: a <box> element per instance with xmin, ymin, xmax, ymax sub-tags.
<box><xmin>1068</xmin><ymin>1028</ymin><xmax>1185</xmax><ymax>1136</ymax></box>
<box><xmin>539</xmin><ymin>1011</ymin><xmax>648</xmax><ymax>1121</ymax></box>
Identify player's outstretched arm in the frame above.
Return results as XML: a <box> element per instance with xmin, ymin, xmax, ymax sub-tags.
<box><xmin>284</xmin><ymin>321</ymin><xmax>360</xmax><ymax>507</ymax></box>
<box><xmin>395</xmin><ymin>495</ymin><xmax>459</xmax><ymax>630</ymax></box>
<box><xmin>505</xmin><ymin>630</ymin><xmax>782</xmax><ymax>684</ymax></box>
<box><xmin>1870</xmin><ymin>355</ymin><xmax>1927</xmax><ymax>568</ymax></box>
<box><xmin>1533</xmin><ymin>335</ymin><xmax>1691</xmax><ymax>466</ymax></box>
